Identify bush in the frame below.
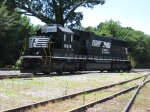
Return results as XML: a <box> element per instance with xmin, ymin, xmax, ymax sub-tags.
<box><xmin>13</xmin><ymin>58</ymin><xmax>21</xmax><ymax>68</ymax></box>
<box><xmin>130</xmin><ymin>56</ymin><xmax>137</xmax><ymax>69</ymax></box>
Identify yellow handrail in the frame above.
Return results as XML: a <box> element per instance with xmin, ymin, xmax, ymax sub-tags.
<box><xmin>42</xmin><ymin>45</ymin><xmax>47</xmax><ymax>64</ymax></box>
<box><xmin>49</xmin><ymin>42</ymin><xmax>54</xmax><ymax>64</ymax></box>
<box><xmin>22</xmin><ymin>38</ymin><xmax>26</xmax><ymax>52</ymax></box>
<box><xmin>19</xmin><ymin>50</ymin><xmax>22</xmax><ymax>57</ymax></box>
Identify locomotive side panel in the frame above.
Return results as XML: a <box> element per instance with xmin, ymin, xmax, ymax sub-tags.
<box><xmin>111</xmin><ymin>38</ymin><xmax>128</xmax><ymax>60</ymax></box>
<box><xmin>91</xmin><ymin>34</ymin><xmax>112</xmax><ymax>58</ymax></box>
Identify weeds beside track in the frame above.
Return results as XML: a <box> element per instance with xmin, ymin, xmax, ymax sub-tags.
<box><xmin>2</xmin><ymin>75</ymin><xmax>145</xmax><ymax>112</ymax></box>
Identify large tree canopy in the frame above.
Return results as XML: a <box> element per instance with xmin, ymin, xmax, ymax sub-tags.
<box><xmin>1</xmin><ymin>0</ymin><xmax>105</xmax><ymax>27</ymax></box>
<box><xmin>0</xmin><ymin>4</ymin><xmax>37</xmax><ymax>66</ymax></box>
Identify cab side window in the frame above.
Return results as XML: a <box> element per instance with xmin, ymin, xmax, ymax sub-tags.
<box><xmin>64</xmin><ymin>34</ymin><xmax>73</xmax><ymax>42</ymax></box>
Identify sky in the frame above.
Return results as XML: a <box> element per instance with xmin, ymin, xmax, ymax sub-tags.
<box><xmin>30</xmin><ymin>0</ymin><xmax>150</xmax><ymax>34</ymax></box>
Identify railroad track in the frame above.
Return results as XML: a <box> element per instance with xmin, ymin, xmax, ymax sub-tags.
<box><xmin>0</xmin><ymin>70</ymin><xmax>133</xmax><ymax>80</ymax></box>
<box><xmin>69</xmin><ymin>75</ymin><xmax>150</xmax><ymax>112</ymax></box>
<box><xmin>0</xmin><ymin>68</ymin><xmax>19</xmax><ymax>70</ymax></box>
<box><xmin>0</xmin><ymin>74</ymin><xmax>60</xmax><ymax>80</ymax></box>
<box><xmin>0</xmin><ymin>74</ymin><xmax>33</xmax><ymax>79</ymax></box>
<box><xmin>0</xmin><ymin>68</ymin><xmax>148</xmax><ymax>80</ymax></box>
<box><xmin>123</xmin><ymin>74</ymin><xmax>150</xmax><ymax>112</ymax></box>
<box><xmin>0</xmin><ymin>68</ymin><xmax>149</xmax><ymax>72</ymax></box>
<box><xmin>0</xmin><ymin>69</ymin><xmax>149</xmax><ymax>80</ymax></box>
<box><xmin>2</xmin><ymin>75</ymin><xmax>146</xmax><ymax>112</ymax></box>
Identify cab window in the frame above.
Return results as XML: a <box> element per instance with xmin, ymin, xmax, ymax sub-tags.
<box><xmin>64</xmin><ymin>34</ymin><xmax>73</xmax><ymax>42</ymax></box>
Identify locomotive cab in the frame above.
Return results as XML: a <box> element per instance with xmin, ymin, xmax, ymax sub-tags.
<box><xmin>38</xmin><ymin>24</ymin><xmax>74</xmax><ymax>50</ymax></box>
<box><xmin>38</xmin><ymin>25</ymin><xmax>75</xmax><ymax>58</ymax></box>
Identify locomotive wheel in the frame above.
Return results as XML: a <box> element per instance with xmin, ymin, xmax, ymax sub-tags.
<box><xmin>117</xmin><ymin>69</ymin><xmax>120</xmax><ymax>72</ymax></box>
<box><xmin>43</xmin><ymin>71</ymin><xmax>50</xmax><ymax>75</ymax></box>
<box><xmin>56</xmin><ymin>68</ymin><xmax>63</xmax><ymax>75</ymax></box>
<box><xmin>70</xmin><ymin>67</ymin><xmax>77</xmax><ymax>74</ymax></box>
<box><xmin>20</xmin><ymin>65</ymin><xmax>24</xmax><ymax>72</ymax></box>
<box><xmin>34</xmin><ymin>66</ymin><xmax>41</xmax><ymax>75</ymax></box>
<box><xmin>70</xmin><ymin>68</ymin><xmax>75</xmax><ymax>74</ymax></box>
<box><xmin>78</xmin><ymin>63</ymin><xmax>82</xmax><ymax>71</ymax></box>
<box><xmin>123</xmin><ymin>69</ymin><xmax>126</xmax><ymax>72</ymax></box>
<box><xmin>127</xmin><ymin>65</ymin><xmax>131</xmax><ymax>71</ymax></box>
<box><xmin>110</xmin><ymin>68</ymin><xmax>113</xmax><ymax>72</ymax></box>
<box><xmin>56</xmin><ymin>71</ymin><xmax>62</xmax><ymax>74</ymax></box>
<box><xmin>123</xmin><ymin>65</ymin><xmax>127</xmax><ymax>72</ymax></box>
<box><xmin>110</xmin><ymin>63</ymin><xmax>114</xmax><ymax>72</ymax></box>
<box><xmin>113</xmin><ymin>64</ymin><xmax>116</xmax><ymax>72</ymax></box>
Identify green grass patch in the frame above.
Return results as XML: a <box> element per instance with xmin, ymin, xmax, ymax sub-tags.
<box><xmin>0</xmin><ymin>72</ymin><xmax>143</xmax><ymax>111</ymax></box>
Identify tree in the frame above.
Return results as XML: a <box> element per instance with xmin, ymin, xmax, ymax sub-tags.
<box><xmin>0</xmin><ymin>5</ymin><xmax>15</xmax><ymax>38</ymax></box>
<box><xmin>2</xmin><ymin>0</ymin><xmax>105</xmax><ymax>27</ymax></box>
<box><xmin>0</xmin><ymin>4</ymin><xmax>36</xmax><ymax>66</ymax></box>
<box><xmin>0</xmin><ymin>4</ymin><xmax>16</xmax><ymax>65</ymax></box>
<box><xmin>98</xmin><ymin>20</ymin><xmax>122</xmax><ymax>37</ymax></box>
<box><xmin>84</xmin><ymin>26</ymin><xmax>95</xmax><ymax>32</ymax></box>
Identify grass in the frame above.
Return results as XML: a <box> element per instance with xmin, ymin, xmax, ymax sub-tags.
<box><xmin>29</xmin><ymin>77</ymin><xmax>141</xmax><ymax>112</ymax></box>
<box><xmin>129</xmin><ymin>80</ymin><xmax>150</xmax><ymax>111</ymax></box>
<box><xmin>0</xmin><ymin>72</ymin><xmax>143</xmax><ymax>111</ymax></box>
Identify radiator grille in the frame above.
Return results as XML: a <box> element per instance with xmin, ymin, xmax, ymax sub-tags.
<box><xmin>29</xmin><ymin>36</ymin><xmax>50</xmax><ymax>48</ymax></box>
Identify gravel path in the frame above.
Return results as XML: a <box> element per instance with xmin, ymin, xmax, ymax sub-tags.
<box><xmin>0</xmin><ymin>70</ymin><xmax>21</xmax><ymax>75</ymax></box>
<box><xmin>0</xmin><ymin>69</ymin><xmax>150</xmax><ymax>75</ymax></box>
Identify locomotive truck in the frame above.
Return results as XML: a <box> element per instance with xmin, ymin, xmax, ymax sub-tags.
<box><xmin>20</xmin><ymin>24</ymin><xmax>131</xmax><ymax>74</ymax></box>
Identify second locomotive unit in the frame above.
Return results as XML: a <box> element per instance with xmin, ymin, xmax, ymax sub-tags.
<box><xmin>20</xmin><ymin>24</ymin><xmax>131</xmax><ymax>74</ymax></box>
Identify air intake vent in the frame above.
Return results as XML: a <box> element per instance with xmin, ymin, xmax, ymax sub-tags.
<box><xmin>29</xmin><ymin>36</ymin><xmax>50</xmax><ymax>48</ymax></box>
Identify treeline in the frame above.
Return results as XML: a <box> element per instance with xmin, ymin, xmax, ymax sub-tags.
<box><xmin>0</xmin><ymin>4</ymin><xmax>41</xmax><ymax>67</ymax></box>
<box><xmin>0</xmin><ymin>6</ymin><xmax>150</xmax><ymax>68</ymax></box>
<box><xmin>81</xmin><ymin>20</ymin><xmax>150</xmax><ymax>68</ymax></box>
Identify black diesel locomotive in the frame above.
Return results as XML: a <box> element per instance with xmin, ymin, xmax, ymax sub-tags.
<box><xmin>20</xmin><ymin>24</ymin><xmax>131</xmax><ymax>74</ymax></box>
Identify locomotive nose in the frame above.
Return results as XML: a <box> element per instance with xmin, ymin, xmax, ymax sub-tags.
<box><xmin>29</xmin><ymin>36</ymin><xmax>50</xmax><ymax>48</ymax></box>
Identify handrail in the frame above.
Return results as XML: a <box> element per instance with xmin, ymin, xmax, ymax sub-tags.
<box><xmin>20</xmin><ymin>38</ymin><xmax>26</xmax><ymax>57</ymax></box>
<box><xmin>49</xmin><ymin>42</ymin><xmax>54</xmax><ymax>64</ymax></box>
<box><xmin>22</xmin><ymin>38</ymin><xmax>26</xmax><ymax>52</ymax></box>
<box><xmin>24</xmin><ymin>38</ymin><xmax>26</xmax><ymax>52</ymax></box>
<box><xmin>41</xmin><ymin>45</ymin><xmax>47</xmax><ymax>64</ymax></box>
<box><xmin>19</xmin><ymin>50</ymin><xmax>22</xmax><ymax>57</ymax></box>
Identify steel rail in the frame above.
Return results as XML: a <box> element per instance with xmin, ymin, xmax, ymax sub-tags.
<box><xmin>0</xmin><ymin>74</ymin><xmax>33</xmax><ymax>79</ymax></box>
<box><xmin>2</xmin><ymin>75</ymin><xmax>144</xmax><ymax>112</ymax></box>
<box><xmin>0</xmin><ymin>74</ymin><xmax>58</xmax><ymax>79</ymax></box>
<box><xmin>0</xmin><ymin>68</ymin><xmax>19</xmax><ymax>70</ymax></box>
<box><xmin>67</xmin><ymin>85</ymin><xmax>138</xmax><ymax>112</ymax></box>
<box><xmin>122</xmin><ymin>74</ymin><xmax>150</xmax><ymax>112</ymax></box>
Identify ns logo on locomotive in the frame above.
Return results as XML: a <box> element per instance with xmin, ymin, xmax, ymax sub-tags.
<box><xmin>20</xmin><ymin>24</ymin><xmax>131</xmax><ymax>75</ymax></box>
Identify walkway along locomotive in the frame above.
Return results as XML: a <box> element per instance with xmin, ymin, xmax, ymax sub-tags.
<box><xmin>20</xmin><ymin>24</ymin><xmax>131</xmax><ymax>74</ymax></box>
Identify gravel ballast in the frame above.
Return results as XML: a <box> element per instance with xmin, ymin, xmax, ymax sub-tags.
<box><xmin>0</xmin><ymin>71</ymin><xmax>148</xmax><ymax>111</ymax></box>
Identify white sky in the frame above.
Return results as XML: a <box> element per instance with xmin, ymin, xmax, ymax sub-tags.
<box><xmin>30</xmin><ymin>0</ymin><xmax>150</xmax><ymax>34</ymax></box>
